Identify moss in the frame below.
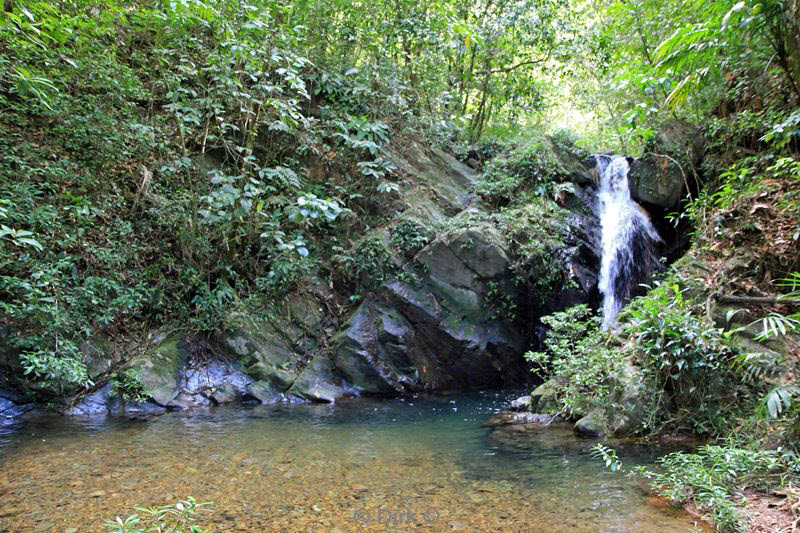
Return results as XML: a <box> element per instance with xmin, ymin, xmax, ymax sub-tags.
<box><xmin>128</xmin><ymin>336</ymin><xmax>188</xmax><ymax>406</ymax></box>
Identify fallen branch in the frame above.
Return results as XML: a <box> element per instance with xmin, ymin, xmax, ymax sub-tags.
<box><xmin>716</xmin><ymin>295</ymin><xmax>800</xmax><ymax>306</ymax></box>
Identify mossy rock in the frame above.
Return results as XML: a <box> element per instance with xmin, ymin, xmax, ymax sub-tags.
<box><xmin>574</xmin><ymin>410</ymin><xmax>606</xmax><ymax>437</ymax></box>
<box><xmin>287</xmin><ymin>354</ymin><xmax>356</xmax><ymax>402</ymax></box>
<box><xmin>247</xmin><ymin>380</ymin><xmax>284</xmax><ymax>404</ymax></box>
<box><xmin>128</xmin><ymin>336</ymin><xmax>189</xmax><ymax>406</ymax></box>
<box><xmin>628</xmin><ymin>119</ymin><xmax>705</xmax><ymax>210</ymax></box>
<box><xmin>530</xmin><ymin>381</ymin><xmax>560</xmax><ymax>412</ymax></box>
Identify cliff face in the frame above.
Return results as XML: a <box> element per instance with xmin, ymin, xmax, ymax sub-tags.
<box><xmin>0</xmin><ymin>136</ymin><xmax>615</xmax><ymax>416</ymax></box>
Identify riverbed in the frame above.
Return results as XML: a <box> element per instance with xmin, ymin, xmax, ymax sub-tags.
<box><xmin>0</xmin><ymin>391</ymin><xmax>704</xmax><ymax>531</ymax></box>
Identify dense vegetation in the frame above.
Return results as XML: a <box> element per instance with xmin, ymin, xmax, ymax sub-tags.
<box><xmin>0</xmin><ymin>0</ymin><xmax>584</xmax><ymax>392</ymax></box>
<box><xmin>2</xmin><ymin>0</ymin><xmax>800</xmax><ymax>531</ymax></box>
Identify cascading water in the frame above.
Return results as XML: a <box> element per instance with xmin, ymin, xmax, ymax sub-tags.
<box><xmin>596</xmin><ymin>155</ymin><xmax>663</xmax><ymax>327</ymax></box>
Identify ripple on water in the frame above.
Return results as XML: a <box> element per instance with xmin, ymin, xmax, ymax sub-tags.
<box><xmin>0</xmin><ymin>390</ymin><xmax>706</xmax><ymax>531</ymax></box>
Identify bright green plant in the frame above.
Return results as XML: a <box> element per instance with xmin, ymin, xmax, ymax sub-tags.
<box><xmin>525</xmin><ymin>305</ymin><xmax>625</xmax><ymax>418</ymax></box>
<box><xmin>622</xmin><ymin>280</ymin><xmax>752</xmax><ymax>436</ymax></box>
<box><xmin>592</xmin><ymin>444</ymin><xmax>800</xmax><ymax>532</ymax></box>
<box><xmin>635</xmin><ymin>446</ymin><xmax>800</xmax><ymax>533</ymax></box>
<box><xmin>591</xmin><ymin>443</ymin><xmax>622</xmax><ymax>472</ymax></box>
<box><xmin>111</xmin><ymin>369</ymin><xmax>151</xmax><ymax>404</ymax></box>
<box><xmin>107</xmin><ymin>497</ymin><xmax>212</xmax><ymax>533</ymax></box>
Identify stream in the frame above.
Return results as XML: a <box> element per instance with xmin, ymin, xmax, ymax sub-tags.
<box><xmin>0</xmin><ymin>390</ymin><xmax>704</xmax><ymax>531</ymax></box>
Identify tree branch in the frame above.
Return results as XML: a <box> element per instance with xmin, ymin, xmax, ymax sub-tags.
<box><xmin>717</xmin><ymin>295</ymin><xmax>800</xmax><ymax>306</ymax></box>
<box><xmin>480</xmin><ymin>50</ymin><xmax>552</xmax><ymax>75</ymax></box>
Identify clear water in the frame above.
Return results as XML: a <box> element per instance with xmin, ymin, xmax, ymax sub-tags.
<box><xmin>597</xmin><ymin>156</ymin><xmax>662</xmax><ymax>327</ymax></box>
<box><xmin>0</xmin><ymin>391</ymin><xmax>705</xmax><ymax>531</ymax></box>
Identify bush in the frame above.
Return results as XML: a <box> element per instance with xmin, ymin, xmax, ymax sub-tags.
<box><xmin>621</xmin><ymin>280</ymin><xmax>759</xmax><ymax>436</ymax></box>
<box><xmin>474</xmin><ymin>138</ymin><xmax>564</xmax><ymax>207</ymax></box>
<box><xmin>525</xmin><ymin>305</ymin><xmax>626</xmax><ymax>418</ymax></box>
<box><xmin>389</xmin><ymin>219</ymin><xmax>431</xmax><ymax>259</ymax></box>
<box><xmin>497</xmin><ymin>199</ymin><xmax>568</xmax><ymax>304</ymax></box>
<box><xmin>110</xmin><ymin>369</ymin><xmax>150</xmax><ymax>403</ymax></box>
<box><xmin>636</xmin><ymin>446</ymin><xmax>800</xmax><ymax>533</ymax></box>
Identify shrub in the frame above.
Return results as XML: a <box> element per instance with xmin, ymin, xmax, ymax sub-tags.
<box><xmin>525</xmin><ymin>305</ymin><xmax>626</xmax><ymax>418</ymax></box>
<box><xmin>622</xmin><ymin>280</ymin><xmax>755</xmax><ymax>436</ymax></box>
<box><xmin>389</xmin><ymin>219</ymin><xmax>431</xmax><ymax>259</ymax></box>
<box><xmin>497</xmin><ymin>199</ymin><xmax>568</xmax><ymax>304</ymax></box>
<box><xmin>636</xmin><ymin>446</ymin><xmax>800</xmax><ymax>533</ymax></box>
<box><xmin>474</xmin><ymin>138</ymin><xmax>564</xmax><ymax>207</ymax></box>
<box><xmin>110</xmin><ymin>369</ymin><xmax>150</xmax><ymax>404</ymax></box>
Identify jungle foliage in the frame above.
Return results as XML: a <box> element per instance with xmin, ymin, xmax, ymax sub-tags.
<box><xmin>0</xmin><ymin>0</ymin><xmax>574</xmax><ymax>390</ymax></box>
<box><xmin>2</xmin><ymin>0</ymin><xmax>800</xmax><ymax>531</ymax></box>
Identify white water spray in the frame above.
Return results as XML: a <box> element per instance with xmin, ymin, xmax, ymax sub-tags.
<box><xmin>597</xmin><ymin>156</ymin><xmax>662</xmax><ymax>327</ymax></box>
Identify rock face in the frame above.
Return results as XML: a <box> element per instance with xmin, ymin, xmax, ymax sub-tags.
<box><xmin>330</xmin><ymin>225</ymin><xmax>527</xmax><ymax>394</ymax></box>
<box><xmin>0</xmin><ymin>137</ymin><xmax>613</xmax><ymax>416</ymax></box>
<box><xmin>628</xmin><ymin>120</ymin><xmax>706</xmax><ymax>211</ymax></box>
<box><xmin>0</xmin><ymin>388</ymin><xmax>31</xmax><ymax>421</ymax></box>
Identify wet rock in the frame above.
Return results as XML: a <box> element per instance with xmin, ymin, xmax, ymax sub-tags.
<box><xmin>63</xmin><ymin>384</ymin><xmax>113</xmax><ymax>416</ymax></box>
<box><xmin>0</xmin><ymin>394</ymin><xmax>32</xmax><ymax>420</ymax></box>
<box><xmin>530</xmin><ymin>381</ymin><xmax>560</xmax><ymax>412</ymax></box>
<box><xmin>485</xmin><ymin>411</ymin><xmax>563</xmax><ymax>427</ymax></box>
<box><xmin>116</xmin><ymin>400</ymin><xmax>167</xmax><ymax>415</ymax></box>
<box><xmin>509</xmin><ymin>395</ymin><xmax>531</xmax><ymax>411</ymax></box>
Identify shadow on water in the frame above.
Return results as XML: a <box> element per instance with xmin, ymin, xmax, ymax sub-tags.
<box><xmin>0</xmin><ymin>390</ymin><xmax>706</xmax><ymax>531</ymax></box>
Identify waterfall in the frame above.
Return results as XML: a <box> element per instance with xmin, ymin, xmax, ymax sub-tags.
<box><xmin>596</xmin><ymin>155</ymin><xmax>662</xmax><ymax>327</ymax></box>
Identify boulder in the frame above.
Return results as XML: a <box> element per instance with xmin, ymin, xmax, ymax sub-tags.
<box><xmin>628</xmin><ymin>120</ymin><xmax>705</xmax><ymax>210</ymax></box>
<box><xmin>63</xmin><ymin>384</ymin><xmax>114</xmax><ymax>416</ymax></box>
<box><xmin>509</xmin><ymin>395</ymin><xmax>531</xmax><ymax>411</ymax></box>
<box><xmin>0</xmin><ymin>392</ymin><xmax>32</xmax><ymax>420</ymax></box>
<box><xmin>288</xmin><ymin>354</ymin><xmax>357</xmax><ymax>402</ymax></box>
<box><xmin>574</xmin><ymin>410</ymin><xmax>606</xmax><ymax>437</ymax></box>
<box><xmin>247</xmin><ymin>380</ymin><xmax>284</xmax><ymax>404</ymax></box>
<box><xmin>170</xmin><ymin>357</ymin><xmax>254</xmax><ymax>408</ymax></box>
<box><xmin>485</xmin><ymin>411</ymin><xmax>562</xmax><ymax>426</ymax></box>
<box><xmin>324</xmin><ymin>218</ymin><xmax>533</xmax><ymax>399</ymax></box>
<box><xmin>530</xmin><ymin>381</ymin><xmax>560</xmax><ymax>412</ymax></box>
<box><xmin>127</xmin><ymin>336</ymin><xmax>257</xmax><ymax>409</ymax></box>
<box><xmin>128</xmin><ymin>336</ymin><xmax>188</xmax><ymax>406</ymax></box>
<box><xmin>573</xmin><ymin>363</ymin><xmax>647</xmax><ymax>438</ymax></box>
